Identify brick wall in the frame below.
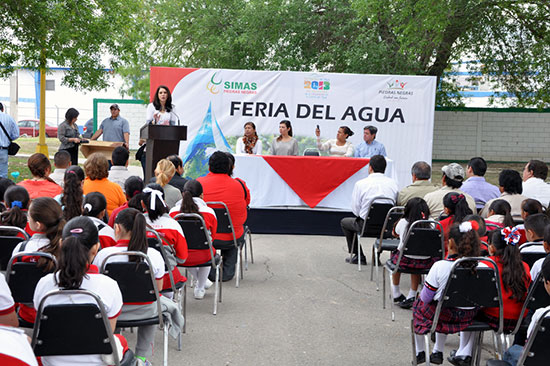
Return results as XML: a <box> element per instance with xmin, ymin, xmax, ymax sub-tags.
<box><xmin>433</xmin><ymin>108</ymin><xmax>550</xmax><ymax>161</ymax></box>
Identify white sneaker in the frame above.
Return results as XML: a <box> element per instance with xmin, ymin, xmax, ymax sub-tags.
<box><xmin>204</xmin><ymin>279</ymin><xmax>213</xmax><ymax>289</ymax></box>
<box><xmin>194</xmin><ymin>287</ymin><xmax>205</xmax><ymax>300</ymax></box>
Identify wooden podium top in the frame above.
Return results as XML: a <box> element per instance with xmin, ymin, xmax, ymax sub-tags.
<box><xmin>80</xmin><ymin>141</ymin><xmax>124</xmax><ymax>159</ymax></box>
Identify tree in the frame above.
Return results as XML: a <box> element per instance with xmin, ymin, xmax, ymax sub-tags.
<box><xmin>122</xmin><ymin>0</ymin><xmax>550</xmax><ymax>108</ymax></box>
<box><xmin>0</xmin><ymin>0</ymin><xmax>145</xmax><ymax>154</ymax></box>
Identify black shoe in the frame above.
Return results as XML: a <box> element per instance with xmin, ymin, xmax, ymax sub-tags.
<box><xmin>429</xmin><ymin>351</ymin><xmax>443</xmax><ymax>365</ymax></box>
<box><xmin>414</xmin><ymin>351</ymin><xmax>425</xmax><ymax>365</ymax></box>
<box><xmin>345</xmin><ymin>255</ymin><xmax>366</xmax><ymax>265</ymax></box>
<box><xmin>393</xmin><ymin>294</ymin><xmax>406</xmax><ymax>303</ymax></box>
<box><xmin>447</xmin><ymin>354</ymin><xmax>472</xmax><ymax>366</ymax></box>
<box><xmin>398</xmin><ymin>297</ymin><xmax>415</xmax><ymax>309</ymax></box>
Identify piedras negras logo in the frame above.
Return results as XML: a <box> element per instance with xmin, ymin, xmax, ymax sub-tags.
<box><xmin>379</xmin><ymin>78</ymin><xmax>414</xmax><ymax>100</ymax></box>
<box><xmin>207</xmin><ymin>71</ymin><xmax>258</xmax><ymax>95</ymax></box>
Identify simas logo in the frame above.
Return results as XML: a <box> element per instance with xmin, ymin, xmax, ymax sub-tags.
<box><xmin>304</xmin><ymin>78</ymin><xmax>330</xmax><ymax>91</ymax></box>
<box><xmin>387</xmin><ymin>79</ymin><xmax>408</xmax><ymax>89</ymax></box>
<box><xmin>207</xmin><ymin>71</ymin><xmax>258</xmax><ymax>95</ymax></box>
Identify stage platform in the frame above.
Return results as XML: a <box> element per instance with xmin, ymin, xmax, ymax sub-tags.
<box><xmin>247</xmin><ymin>207</ymin><xmax>352</xmax><ymax>236</ymax></box>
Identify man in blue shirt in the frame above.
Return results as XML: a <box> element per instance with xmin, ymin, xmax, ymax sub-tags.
<box><xmin>461</xmin><ymin>156</ymin><xmax>500</xmax><ymax>210</ymax></box>
<box><xmin>0</xmin><ymin>103</ymin><xmax>19</xmax><ymax>178</ymax></box>
<box><xmin>354</xmin><ymin>125</ymin><xmax>387</xmax><ymax>158</ymax></box>
<box><xmin>91</xmin><ymin>104</ymin><xmax>130</xmax><ymax>148</ymax></box>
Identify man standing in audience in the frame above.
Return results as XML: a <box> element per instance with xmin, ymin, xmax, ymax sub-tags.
<box><xmin>522</xmin><ymin>159</ymin><xmax>550</xmax><ymax>208</ymax></box>
<box><xmin>107</xmin><ymin>146</ymin><xmax>132</xmax><ymax>191</ymax></box>
<box><xmin>424</xmin><ymin>163</ymin><xmax>477</xmax><ymax>219</ymax></box>
<box><xmin>354</xmin><ymin>126</ymin><xmax>387</xmax><ymax>158</ymax></box>
<box><xmin>397</xmin><ymin>161</ymin><xmax>437</xmax><ymax>206</ymax></box>
<box><xmin>49</xmin><ymin>150</ymin><xmax>71</xmax><ymax>187</ymax></box>
<box><xmin>341</xmin><ymin>155</ymin><xmax>398</xmax><ymax>265</ymax></box>
<box><xmin>91</xmin><ymin>104</ymin><xmax>130</xmax><ymax>148</ymax></box>
<box><xmin>166</xmin><ymin>154</ymin><xmax>188</xmax><ymax>191</ymax></box>
<box><xmin>461</xmin><ymin>157</ymin><xmax>500</xmax><ymax>211</ymax></box>
<box><xmin>198</xmin><ymin>151</ymin><xmax>248</xmax><ymax>281</ymax></box>
<box><xmin>0</xmin><ymin>102</ymin><xmax>19</xmax><ymax>178</ymax></box>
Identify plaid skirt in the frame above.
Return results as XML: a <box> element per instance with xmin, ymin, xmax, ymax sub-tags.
<box><xmin>477</xmin><ymin>312</ymin><xmax>519</xmax><ymax>333</ymax></box>
<box><xmin>390</xmin><ymin>250</ymin><xmax>439</xmax><ymax>270</ymax></box>
<box><xmin>413</xmin><ymin>298</ymin><xmax>477</xmax><ymax>335</ymax></box>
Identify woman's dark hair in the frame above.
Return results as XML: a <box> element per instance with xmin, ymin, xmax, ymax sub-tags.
<box><xmin>82</xmin><ymin>192</ymin><xmax>107</xmax><ymax>219</ymax></box>
<box><xmin>443</xmin><ymin>192</ymin><xmax>473</xmax><ymax>223</ymax></box>
<box><xmin>499</xmin><ymin>169</ymin><xmax>523</xmax><ymax>194</ymax></box>
<box><xmin>0</xmin><ymin>186</ymin><xmax>30</xmax><ymax>229</ymax></box>
<box><xmin>488</xmin><ymin>199</ymin><xmax>514</xmax><ymax>227</ymax></box>
<box><xmin>65</xmin><ymin>108</ymin><xmax>79</xmax><ymax>124</ymax></box>
<box><xmin>226</xmin><ymin>152</ymin><xmax>235</xmax><ymax>177</ymax></box>
<box><xmin>29</xmin><ymin>197</ymin><xmax>65</xmax><ymax>271</ymax></box>
<box><xmin>443</xmin><ymin>175</ymin><xmax>463</xmax><ymax>189</ymax></box>
<box><xmin>403</xmin><ymin>197</ymin><xmax>430</xmax><ymax>231</ymax></box>
<box><xmin>142</xmin><ymin>184</ymin><xmax>167</xmax><ymax>221</ymax></box>
<box><xmin>277</xmin><ymin>120</ymin><xmax>293</xmax><ymax>141</ymax></box>
<box><xmin>57</xmin><ymin>216</ymin><xmax>99</xmax><ymax>289</ymax></box>
<box><xmin>0</xmin><ymin>178</ymin><xmax>15</xmax><ymax>212</ymax></box>
<box><xmin>27</xmin><ymin>153</ymin><xmax>56</xmax><ymax>183</ymax></box>
<box><xmin>489</xmin><ymin>229</ymin><xmax>528</xmax><ymax>301</ymax></box>
<box><xmin>448</xmin><ymin>221</ymin><xmax>481</xmax><ymax>261</ymax></box>
<box><xmin>180</xmin><ymin>180</ymin><xmax>203</xmax><ymax>215</ymax></box>
<box><xmin>244</xmin><ymin>122</ymin><xmax>258</xmax><ymax>138</ymax></box>
<box><xmin>339</xmin><ymin>126</ymin><xmax>354</xmax><ymax>137</ymax></box>
<box><xmin>521</xmin><ymin>199</ymin><xmax>543</xmax><ymax>217</ymax></box>
<box><xmin>152</xmin><ymin>85</ymin><xmax>173</xmax><ymax>112</ymax></box>
<box><xmin>115</xmin><ymin>208</ymin><xmax>148</xmax><ymax>262</ymax></box>
<box><xmin>125</xmin><ymin>176</ymin><xmax>145</xmax><ymax>210</ymax></box>
<box><xmin>61</xmin><ymin>165</ymin><xmax>85</xmax><ymax>221</ymax></box>
<box><xmin>463</xmin><ymin>214</ymin><xmax>487</xmax><ymax>238</ymax></box>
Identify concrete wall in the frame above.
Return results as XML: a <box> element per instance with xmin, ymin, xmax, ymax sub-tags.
<box><xmin>433</xmin><ymin>108</ymin><xmax>550</xmax><ymax>161</ymax></box>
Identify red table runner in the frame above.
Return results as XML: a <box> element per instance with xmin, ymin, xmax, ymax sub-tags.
<box><xmin>262</xmin><ymin>156</ymin><xmax>370</xmax><ymax>208</ymax></box>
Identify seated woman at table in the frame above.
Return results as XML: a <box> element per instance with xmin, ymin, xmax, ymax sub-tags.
<box><xmin>235</xmin><ymin>122</ymin><xmax>262</xmax><ymax>155</ymax></box>
<box><xmin>270</xmin><ymin>120</ymin><xmax>299</xmax><ymax>156</ymax></box>
<box><xmin>315</xmin><ymin>126</ymin><xmax>354</xmax><ymax>157</ymax></box>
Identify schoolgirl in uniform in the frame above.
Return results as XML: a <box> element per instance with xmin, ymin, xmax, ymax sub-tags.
<box><xmin>108</xmin><ymin>176</ymin><xmax>145</xmax><ymax>227</ymax></box>
<box><xmin>0</xmin><ymin>185</ymin><xmax>30</xmax><ymax>238</ymax></box>
<box><xmin>412</xmin><ymin>220</ymin><xmax>481</xmax><ymax>365</ymax></box>
<box><xmin>82</xmin><ymin>192</ymin><xmax>116</xmax><ymax>248</ymax></box>
<box><xmin>438</xmin><ymin>193</ymin><xmax>473</xmax><ymax>253</ymax></box>
<box><xmin>390</xmin><ymin>197</ymin><xmax>437</xmax><ymax>309</ymax></box>
<box><xmin>142</xmin><ymin>184</ymin><xmax>188</xmax><ymax>291</ymax></box>
<box><xmin>55</xmin><ymin>165</ymin><xmax>85</xmax><ymax>221</ymax></box>
<box><xmin>33</xmin><ymin>216</ymin><xmax>126</xmax><ymax>366</ymax></box>
<box><xmin>485</xmin><ymin>199</ymin><xmax>514</xmax><ymax>232</ymax></box>
<box><xmin>169</xmin><ymin>180</ymin><xmax>217</xmax><ymax>299</ymax></box>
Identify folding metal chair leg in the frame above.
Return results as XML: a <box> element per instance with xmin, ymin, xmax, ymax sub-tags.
<box><xmin>240</xmin><ymin>248</ymin><xmax>244</xmax><ymax>279</ymax></box>
<box><xmin>248</xmin><ymin>231</ymin><xmax>254</xmax><ymax>264</ymax></box>
<box><xmin>382</xmin><ymin>266</ymin><xmax>387</xmax><ymax>309</ymax></box>
<box><xmin>375</xmin><ymin>248</ymin><xmax>381</xmax><ymax>291</ymax></box>
<box><xmin>356</xmin><ymin>236</ymin><xmax>362</xmax><ymax>272</ymax></box>
<box><xmin>163</xmin><ymin>325</ymin><xmax>169</xmax><ymax>366</ymax></box>
<box><xmin>410</xmin><ymin>320</ymin><xmax>418</xmax><ymax>366</ymax></box>
<box><xmin>390</xmin><ymin>270</ymin><xmax>396</xmax><ymax>321</ymax></box>
<box><xmin>183</xmin><ymin>277</ymin><xmax>187</xmax><ymax>333</ymax></box>
<box><xmin>244</xmin><ymin>239</ymin><xmax>249</xmax><ymax>270</ymax></box>
<box><xmin>213</xmin><ymin>265</ymin><xmax>221</xmax><ymax>315</ymax></box>
<box><xmin>235</xmin><ymin>248</ymin><xmax>242</xmax><ymax>288</ymax></box>
<box><xmin>424</xmin><ymin>334</ymin><xmax>431</xmax><ymax>366</ymax></box>
<box><xmin>370</xmin><ymin>244</ymin><xmax>375</xmax><ymax>281</ymax></box>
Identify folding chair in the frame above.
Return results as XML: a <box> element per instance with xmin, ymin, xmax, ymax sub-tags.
<box><xmin>350</xmin><ymin>197</ymin><xmax>395</xmax><ymax>272</ymax></box>
<box><xmin>100</xmin><ymin>251</ymin><xmax>174</xmax><ymax>366</ymax></box>
<box><xmin>32</xmin><ymin>289</ymin><xmax>135</xmax><ymax>366</ymax></box>
<box><xmin>411</xmin><ymin>257</ymin><xmax>503</xmax><ymax>366</ymax></box>
<box><xmin>487</xmin><ymin>308</ymin><xmax>550</xmax><ymax>366</ymax></box>
<box><xmin>303</xmin><ymin>148</ymin><xmax>320</xmax><ymax>156</ymax></box>
<box><xmin>206</xmin><ymin>201</ymin><xmax>245</xmax><ymax>287</ymax></box>
<box><xmin>175</xmin><ymin>213</ymin><xmax>223</xmax><ymax>316</ymax></box>
<box><xmin>6</xmin><ymin>252</ymin><xmax>57</xmax><ymax>328</ymax></box>
<box><xmin>243</xmin><ymin>206</ymin><xmax>254</xmax><ymax>269</ymax></box>
<box><xmin>382</xmin><ymin>220</ymin><xmax>444</xmax><ymax>320</ymax></box>
<box><xmin>370</xmin><ymin>205</ymin><xmax>404</xmax><ymax>289</ymax></box>
<box><xmin>519</xmin><ymin>243</ymin><xmax>547</xmax><ymax>269</ymax></box>
<box><xmin>0</xmin><ymin>226</ymin><xmax>30</xmax><ymax>271</ymax></box>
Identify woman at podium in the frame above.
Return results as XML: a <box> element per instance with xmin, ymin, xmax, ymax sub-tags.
<box><xmin>146</xmin><ymin>85</ymin><xmax>179</xmax><ymax>126</ymax></box>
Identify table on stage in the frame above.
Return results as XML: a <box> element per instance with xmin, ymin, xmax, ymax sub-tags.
<box><xmin>232</xmin><ymin>155</ymin><xmax>397</xmax><ymax>211</ymax></box>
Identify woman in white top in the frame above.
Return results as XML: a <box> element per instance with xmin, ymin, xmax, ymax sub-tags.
<box><xmin>145</xmin><ymin>85</ymin><xmax>179</xmax><ymax>126</ymax></box>
<box><xmin>315</xmin><ymin>125</ymin><xmax>354</xmax><ymax>157</ymax></box>
<box><xmin>236</xmin><ymin>122</ymin><xmax>263</xmax><ymax>155</ymax></box>
<box><xmin>270</xmin><ymin>120</ymin><xmax>299</xmax><ymax>156</ymax></box>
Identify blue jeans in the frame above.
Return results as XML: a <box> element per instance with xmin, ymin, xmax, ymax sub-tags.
<box><xmin>502</xmin><ymin>344</ymin><xmax>522</xmax><ymax>366</ymax></box>
<box><xmin>0</xmin><ymin>149</ymin><xmax>8</xmax><ymax>178</ymax></box>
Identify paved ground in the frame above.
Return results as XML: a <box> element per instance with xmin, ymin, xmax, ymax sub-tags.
<box><xmin>122</xmin><ymin>234</ymin><xmax>499</xmax><ymax>365</ymax></box>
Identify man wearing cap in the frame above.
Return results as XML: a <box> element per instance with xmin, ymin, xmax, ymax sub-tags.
<box><xmin>423</xmin><ymin>162</ymin><xmax>477</xmax><ymax>219</ymax></box>
<box><xmin>91</xmin><ymin>104</ymin><xmax>130</xmax><ymax>148</ymax></box>
<box><xmin>354</xmin><ymin>125</ymin><xmax>387</xmax><ymax>158</ymax></box>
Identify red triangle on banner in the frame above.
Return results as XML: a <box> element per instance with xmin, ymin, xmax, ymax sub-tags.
<box><xmin>262</xmin><ymin>156</ymin><xmax>370</xmax><ymax>208</ymax></box>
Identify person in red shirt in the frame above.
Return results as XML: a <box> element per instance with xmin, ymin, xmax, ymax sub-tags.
<box><xmin>439</xmin><ymin>193</ymin><xmax>473</xmax><ymax>255</ymax></box>
<box><xmin>17</xmin><ymin>153</ymin><xmax>62</xmax><ymax>199</ymax></box>
<box><xmin>108</xmin><ymin>176</ymin><xmax>144</xmax><ymax>227</ymax></box>
<box><xmin>198</xmin><ymin>152</ymin><xmax>248</xmax><ymax>282</ymax></box>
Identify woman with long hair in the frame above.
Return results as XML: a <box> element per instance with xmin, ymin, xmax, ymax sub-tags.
<box><xmin>315</xmin><ymin>125</ymin><xmax>354</xmax><ymax>157</ymax></box>
<box><xmin>17</xmin><ymin>153</ymin><xmax>62</xmax><ymax>199</ymax></box>
<box><xmin>146</xmin><ymin>85</ymin><xmax>178</xmax><ymax>126</ymax></box>
<box><xmin>270</xmin><ymin>120</ymin><xmax>298</xmax><ymax>156</ymax></box>
<box><xmin>82</xmin><ymin>192</ymin><xmax>116</xmax><ymax>248</ymax></box>
<box><xmin>154</xmin><ymin>159</ymin><xmax>181</xmax><ymax>209</ymax></box>
<box><xmin>57</xmin><ymin>107</ymin><xmax>81</xmax><ymax>165</ymax></box>
<box><xmin>55</xmin><ymin>165</ymin><xmax>85</xmax><ymax>221</ymax></box>
<box><xmin>485</xmin><ymin>199</ymin><xmax>514</xmax><ymax>231</ymax></box>
<box><xmin>236</xmin><ymin>122</ymin><xmax>263</xmax><ymax>155</ymax></box>
<box><xmin>439</xmin><ymin>192</ymin><xmax>474</xmax><ymax>253</ymax></box>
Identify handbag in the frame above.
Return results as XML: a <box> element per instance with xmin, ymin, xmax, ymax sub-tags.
<box><xmin>0</xmin><ymin>121</ymin><xmax>19</xmax><ymax>156</ymax></box>
<box><xmin>135</xmin><ymin>143</ymin><xmax>146</xmax><ymax>161</ymax></box>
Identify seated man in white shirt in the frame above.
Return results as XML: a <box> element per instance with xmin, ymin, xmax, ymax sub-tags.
<box><xmin>522</xmin><ymin>159</ymin><xmax>550</xmax><ymax>208</ymax></box>
<box><xmin>107</xmin><ymin>146</ymin><xmax>132</xmax><ymax>191</ymax></box>
<box><xmin>49</xmin><ymin>150</ymin><xmax>71</xmax><ymax>188</ymax></box>
<box><xmin>340</xmin><ymin>155</ymin><xmax>398</xmax><ymax>264</ymax></box>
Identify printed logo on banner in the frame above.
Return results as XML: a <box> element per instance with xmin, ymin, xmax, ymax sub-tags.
<box><xmin>379</xmin><ymin>79</ymin><xmax>414</xmax><ymax>101</ymax></box>
<box><xmin>206</xmin><ymin>71</ymin><xmax>258</xmax><ymax>95</ymax></box>
<box><xmin>304</xmin><ymin>78</ymin><xmax>330</xmax><ymax>100</ymax></box>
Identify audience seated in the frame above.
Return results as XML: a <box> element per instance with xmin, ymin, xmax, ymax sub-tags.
<box><xmin>438</xmin><ymin>192</ymin><xmax>473</xmax><ymax>253</ymax></box>
<box><xmin>154</xmin><ymin>159</ymin><xmax>181</xmax><ymax>209</ymax></box>
<box><xmin>424</xmin><ymin>163</ymin><xmax>476</xmax><ymax>220</ymax></box>
<box><xmin>17</xmin><ymin>153</ymin><xmax>62</xmax><ymax>199</ymax></box>
<box><xmin>166</xmin><ymin>154</ymin><xmax>188</xmax><ymax>192</ymax></box>
<box><xmin>0</xmin><ymin>177</ymin><xmax>15</xmax><ymax>212</ymax></box>
<box><xmin>484</xmin><ymin>199</ymin><xmax>514</xmax><ymax>231</ymax></box>
<box><xmin>514</xmin><ymin>199</ymin><xmax>543</xmax><ymax>245</ymax></box>
<box><xmin>108</xmin><ymin>146</ymin><xmax>132</xmax><ymax>191</ymax></box>
<box><xmin>397</xmin><ymin>161</ymin><xmax>437</xmax><ymax>206</ymax></box>
<box><xmin>529</xmin><ymin>225</ymin><xmax>550</xmax><ymax>281</ymax></box>
<box><xmin>481</xmin><ymin>169</ymin><xmax>527</xmax><ymax>218</ymax></box>
<box><xmin>0</xmin><ymin>185</ymin><xmax>30</xmax><ymax>237</ymax></box>
<box><xmin>83</xmin><ymin>153</ymin><xmax>126</xmax><ymax>216</ymax></box>
<box><xmin>49</xmin><ymin>150</ymin><xmax>71</xmax><ymax>188</ymax></box>
<box><xmin>522</xmin><ymin>159</ymin><xmax>550</xmax><ymax>208</ymax></box>
<box><xmin>55</xmin><ymin>165</ymin><xmax>85</xmax><ymax>221</ymax></box>
<box><xmin>198</xmin><ymin>151</ymin><xmax>249</xmax><ymax>281</ymax></box>
<box><xmin>461</xmin><ymin>157</ymin><xmax>500</xmax><ymax>211</ymax></box>
<box><xmin>82</xmin><ymin>192</ymin><xmax>116</xmax><ymax>248</ymax></box>
<box><xmin>519</xmin><ymin>213</ymin><xmax>549</xmax><ymax>254</ymax></box>
<box><xmin>108</xmin><ymin>176</ymin><xmax>144</xmax><ymax>227</ymax></box>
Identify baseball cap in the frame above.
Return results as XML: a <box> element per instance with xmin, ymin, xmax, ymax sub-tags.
<box><xmin>442</xmin><ymin>163</ymin><xmax>465</xmax><ymax>181</ymax></box>
<box><xmin>110</xmin><ymin>104</ymin><xmax>120</xmax><ymax>110</ymax></box>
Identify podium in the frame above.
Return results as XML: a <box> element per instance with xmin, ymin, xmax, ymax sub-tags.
<box><xmin>140</xmin><ymin>124</ymin><xmax>187</xmax><ymax>182</ymax></box>
<box><xmin>80</xmin><ymin>140</ymin><xmax>124</xmax><ymax>160</ymax></box>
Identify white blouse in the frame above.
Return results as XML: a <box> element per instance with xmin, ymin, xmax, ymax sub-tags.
<box><xmin>236</xmin><ymin>138</ymin><xmax>263</xmax><ymax>155</ymax></box>
<box><xmin>317</xmin><ymin>139</ymin><xmax>354</xmax><ymax>157</ymax></box>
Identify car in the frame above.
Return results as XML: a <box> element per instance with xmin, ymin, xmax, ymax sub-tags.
<box><xmin>17</xmin><ymin>119</ymin><xmax>58</xmax><ymax>138</ymax></box>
